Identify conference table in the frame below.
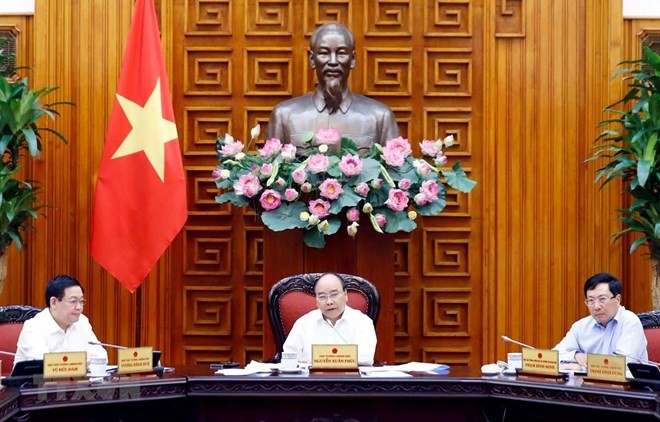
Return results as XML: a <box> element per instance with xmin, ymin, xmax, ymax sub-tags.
<box><xmin>0</xmin><ymin>365</ymin><xmax>658</xmax><ymax>421</ymax></box>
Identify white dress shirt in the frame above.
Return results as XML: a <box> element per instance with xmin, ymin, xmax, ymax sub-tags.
<box><xmin>282</xmin><ymin>305</ymin><xmax>377</xmax><ymax>365</ymax></box>
<box><xmin>553</xmin><ymin>305</ymin><xmax>648</xmax><ymax>363</ymax></box>
<box><xmin>14</xmin><ymin>308</ymin><xmax>108</xmax><ymax>366</ymax></box>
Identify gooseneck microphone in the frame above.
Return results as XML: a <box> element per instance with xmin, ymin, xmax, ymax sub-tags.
<box><xmin>501</xmin><ymin>335</ymin><xmax>535</xmax><ymax>349</ymax></box>
<box><xmin>0</xmin><ymin>350</ymin><xmax>16</xmax><ymax>357</ymax></box>
<box><xmin>614</xmin><ymin>352</ymin><xmax>660</xmax><ymax>366</ymax></box>
<box><xmin>88</xmin><ymin>341</ymin><xmax>127</xmax><ymax>349</ymax></box>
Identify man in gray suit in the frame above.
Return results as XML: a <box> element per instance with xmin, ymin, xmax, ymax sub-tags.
<box><xmin>266</xmin><ymin>22</ymin><xmax>399</xmax><ymax>155</ymax></box>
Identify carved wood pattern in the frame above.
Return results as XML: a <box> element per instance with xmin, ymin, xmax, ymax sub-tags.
<box><xmin>0</xmin><ymin>0</ymin><xmax>649</xmax><ymax>377</ymax></box>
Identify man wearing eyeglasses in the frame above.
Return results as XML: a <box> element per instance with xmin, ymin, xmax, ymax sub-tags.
<box><xmin>553</xmin><ymin>272</ymin><xmax>647</xmax><ymax>368</ymax></box>
<box><xmin>14</xmin><ymin>274</ymin><xmax>107</xmax><ymax>366</ymax></box>
<box><xmin>282</xmin><ymin>273</ymin><xmax>377</xmax><ymax>365</ymax></box>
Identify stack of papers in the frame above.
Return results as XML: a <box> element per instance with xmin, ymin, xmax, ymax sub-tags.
<box><xmin>360</xmin><ymin>362</ymin><xmax>450</xmax><ymax>377</ymax></box>
<box><xmin>215</xmin><ymin>360</ymin><xmax>277</xmax><ymax>375</ymax></box>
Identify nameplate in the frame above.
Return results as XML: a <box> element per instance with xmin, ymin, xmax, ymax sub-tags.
<box><xmin>117</xmin><ymin>347</ymin><xmax>153</xmax><ymax>374</ymax></box>
<box><xmin>587</xmin><ymin>353</ymin><xmax>626</xmax><ymax>382</ymax></box>
<box><xmin>311</xmin><ymin>344</ymin><xmax>358</xmax><ymax>370</ymax></box>
<box><xmin>522</xmin><ymin>348</ymin><xmax>559</xmax><ymax>376</ymax></box>
<box><xmin>43</xmin><ymin>352</ymin><xmax>87</xmax><ymax>378</ymax></box>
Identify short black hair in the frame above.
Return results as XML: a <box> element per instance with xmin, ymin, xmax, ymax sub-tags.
<box><xmin>314</xmin><ymin>272</ymin><xmax>347</xmax><ymax>293</ymax></box>
<box><xmin>583</xmin><ymin>272</ymin><xmax>622</xmax><ymax>297</ymax></box>
<box><xmin>45</xmin><ymin>274</ymin><xmax>83</xmax><ymax>307</ymax></box>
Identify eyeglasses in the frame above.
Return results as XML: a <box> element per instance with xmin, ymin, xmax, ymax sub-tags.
<box><xmin>316</xmin><ymin>292</ymin><xmax>343</xmax><ymax>302</ymax></box>
<box><xmin>62</xmin><ymin>298</ymin><xmax>86</xmax><ymax>307</ymax></box>
<box><xmin>584</xmin><ymin>296</ymin><xmax>615</xmax><ymax>307</ymax></box>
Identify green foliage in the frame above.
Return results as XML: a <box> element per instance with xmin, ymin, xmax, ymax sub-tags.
<box><xmin>589</xmin><ymin>46</ymin><xmax>660</xmax><ymax>258</ymax></box>
<box><xmin>0</xmin><ymin>59</ymin><xmax>70</xmax><ymax>254</ymax></box>
<box><xmin>214</xmin><ymin>129</ymin><xmax>477</xmax><ymax>248</ymax></box>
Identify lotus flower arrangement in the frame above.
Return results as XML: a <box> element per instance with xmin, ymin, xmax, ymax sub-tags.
<box><xmin>213</xmin><ymin>125</ymin><xmax>476</xmax><ymax>248</ymax></box>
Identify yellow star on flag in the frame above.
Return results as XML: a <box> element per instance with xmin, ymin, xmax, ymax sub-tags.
<box><xmin>112</xmin><ymin>78</ymin><xmax>178</xmax><ymax>182</ymax></box>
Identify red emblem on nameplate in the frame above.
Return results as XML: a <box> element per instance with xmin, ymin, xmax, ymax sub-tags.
<box><xmin>133</xmin><ymin>351</ymin><xmax>138</xmax><ymax>357</ymax></box>
<box><xmin>604</xmin><ymin>358</ymin><xmax>609</xmax><ymax>365</ymax></box>
<box><xmin>332</xmin><ymin>348</ymin><xmax>338</xmax><ymax>354</ymax></box>
<box><xmin>62</xmin><ymin>356</ymin><xmax>68</xmax><ymax>362</ymax></box>
<box><xmin>537</xmin><ymin>353</ymin><xmax>542</xmax><ymax>359</ymax></box>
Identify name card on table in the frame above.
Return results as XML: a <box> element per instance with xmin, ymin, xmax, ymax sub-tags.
<box><xmin>586</xmin><ymin>353</ymin><xmax>626</xmax><ymax>382</ymax></box>
<box><xmin>521</xmin><ymin>348</ymin><xmax>559</xmax><ymax>376</ymax></box>
<box><xmin>117</xmin><ymin>347</ymin><xmax>153</xmax><ymax>374</ymax></box>
<box><xmin>311</xmin><ymin>344</ymin><xmax>358</xmax><ymax>370</ymax></box>
<box><xmin>43</xmin><ymin>352</ymin><xmax>87</xmax><ymax>378</ymax></box>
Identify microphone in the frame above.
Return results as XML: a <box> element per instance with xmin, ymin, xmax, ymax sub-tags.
<box><xmin>501</xmin><ymin>335</ymin><xmax>535</xmax><ymax>349</ymax></box>
<box><xmin>0</xmin><ymin>350</ymin><xmax>15</xmax><ymax>357</ymax></box>
<box><xmin>88</xmin><ymin>341</ymin><xmax>127</xmax><ymax>349</ymax></box>
<box><xmin>614</xmin><ymin>352</ymin><xmax>660</xmax><ymax>366</ymax></box>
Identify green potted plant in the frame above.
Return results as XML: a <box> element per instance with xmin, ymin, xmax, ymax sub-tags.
<box><xmin>0</xmin><ymin>48</ymin><xmax>70</xmax><ymax>294</ymax></box>
<box><xmin>589</xmin><ymin>46</ymin><xmax>660</xmax><ymax>308</ymax></box>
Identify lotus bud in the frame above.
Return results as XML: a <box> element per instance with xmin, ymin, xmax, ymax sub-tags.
<box><xmin>250</xmin><ymin>124</ymin><xmax>261</xmax><ymax>140</ymax></box>
<box><xmin>300</xmin><ymin>211</ymin><xmax>310</xmax><ymax>221</ymax></box>
<box><xmin>362</xmin><ymin>202</ymin><xmax>373</xmax><ymax>214</ymax></box>
<box><xmin>443</xmin><ymin>134</ymin><xmax>455</xmax><ymax>147</ymax></box>
<box><xmin>408</xmin><ymin>210</ymin><xmax>418</xmax><ymax>220</ymax></box>
<box><xmin>370</xmin><ymin>178</ymin><xmax>383</xmax><ymax>189</ymax></box>
<box><xmin>301</xmin><ymin>182</ymin><xmax>312</xmax><ymax>193</ymax></box>
<box><xmin>318</xmin><ymin>144</ymin><xmax>329</xmax><ymax>154</ymax></box>
<box><xmin>318</xmin><ymin>220</ymin><xmax>330</xmax><ymax>232</ymax></box>
<box><xmin>308</xmin><ymin>215</ymin><xmax>320</xmax><ymax>225</ymax></box>
<box><xmin>347</xmin><ymin>222</ymin><xmax>359</xmax><ymax>237</ymax></box>
<box><xmin>235</xmin><ymin>152</ymin><xmax>245</xmax><ymax>160</ymax></box>
<box><xmin>224</xmin><ymin>133</ymin><xmax>234</xmax><ymax>144</ymax></box>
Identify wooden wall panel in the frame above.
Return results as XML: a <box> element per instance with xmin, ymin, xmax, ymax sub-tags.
<box><xmin>0</xmin><ymin>0</ymin><xmax>653</xmax><ymax>372</ymax></box>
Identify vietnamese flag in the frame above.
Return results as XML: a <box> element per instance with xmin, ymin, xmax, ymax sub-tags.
<box><xmin>91</xmin><ymin>0</ymin><xmax>186</xmax><ymax>292</ymax></box>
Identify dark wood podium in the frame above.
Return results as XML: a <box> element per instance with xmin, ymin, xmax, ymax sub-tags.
<box><xmin>263</xmin><ymin>221</ymin><xmax>395</xmax><ymax>363</ymax></box>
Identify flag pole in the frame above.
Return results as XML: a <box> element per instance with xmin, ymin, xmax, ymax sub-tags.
<box><xmin>135</xmin><ymin>284</ymin><xmax>142</xmax><ymax>346</ymax></box>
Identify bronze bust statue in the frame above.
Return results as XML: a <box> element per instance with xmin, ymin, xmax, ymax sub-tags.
<box><xmin>266</xmin><ymin>23</ymin><xmax>399</xmax><ymax>154</ymax></box>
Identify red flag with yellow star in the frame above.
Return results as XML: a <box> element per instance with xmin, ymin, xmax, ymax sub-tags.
<box><xmin>91</xmin><ymin>0</ymin><xmax>186</xmax><ymax>292</ymax></box>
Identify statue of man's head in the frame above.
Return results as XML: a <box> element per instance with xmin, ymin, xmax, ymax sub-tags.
<box><xmin>309</xmin><ymin>23</ymin><xmax>356</xmax><ymax>114</ymax></box>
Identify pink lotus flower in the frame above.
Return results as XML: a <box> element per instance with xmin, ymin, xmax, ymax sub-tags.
<box><xmin>259</xmin><ymin>189</ymin><xmax>281</xmax><ymax>211</ymax></box>
<box><xmin>434</xmin><ymin>154</ymin><xmax>448</xmax><ymax>166</ymax></box>
<box><xmin>211</xmin><ymin>169</ymin><xmax>222</xmax><ymax>180</ymax></box>
<box><xmin>355</xmin><ymin>182</ymin><xmax>370</xmax><ymax>196</ymax></box>
<box><xmin>301</xmin><ymin>182</ymin><xmax>312</xmax><ymax>193</ymax></box>
<box><xmin>346</xmin><ymin>207</ymin><xmax>360</xmax><ymax>222</ymax></box>
<box><xmin>415</xmin><ymin>161</ymin><xmax>432</xmax><ymax>176</ymax></box>
<box><xmin>308</xmin><ymin>198</ymin><xmax>331</xmax><ymax>218</ymax></box>
<box><xmin>260</xmin><ymin>163</ymin><xmax>273</xmax><ymax>176</ymax></box>
<box><xmin>281</xmin><ymin>144</ymin><xmax>297</xmax><ymax>161</ymax></box>
<box><xmin>314</xmin><ymin>128</ymin><xmax>340</xmax><ymax>145</ymax></box>
<box><xmin>382</xmin><ymin>137</ymin><xmax>412</xmax><ymax>167</ymax></box>
<box><xmin>338</xmin><ymin>154</ymin><xmax>363</xmax><ymax>176</ymax></box>
<box><xmin>420</xmin><ymin>140</ymin><xmax>439</xmax><ymax>156</ymax></box>
<box><xmin>292</xmin><ymin>169</ymin><xmax>307</xmax><ymax>184</ymax></box>
<box><xmin>220</xmin><ymin>140</ymin><xmax>244</xmax><ymax>157</ymax></box>
<box><xmin>319</xmin><ymin>179</ymin><xmax>344</xmax><ymax>200</ymax></box>
<box><xmin>284</xmin><ymin>188</ymin><xmax>299</xmax><ymax>201</ymax></box>
<box><xmin>374</xmin><ymin>214</ymin><xmax>387</xmax><ymax>228</ymax></box>
<box><xmin>233</xmin><ymin>173</ymin><xmax>262</xmax><ymax>198</ymax></box>
<box><xmin>384</xmin><ymin>189</ymin><xmax>409</xmax><ymax>212</ymax></box>
<box><xmin>414</xmin><ymin>192</ymin><xmax>429</xmax><ymax>206</ymax></box>
<box><xmin>307</xmin><ymin>153</ymin><xmax>330</xmax><ymax>173</ymax></box>
<box><xmin>421</xmin><ymin>180</ymin><xmax>439</xmax><ymax>201</ymax></box>
<box><xmin>258</xmin><ymin>138</ymin><xmax>282</xmax><ymax>158</ymax></box>
<box><xmin>399</xmin><ymin>178</ymin><xmax>412</xmax><ymax>190</ymax></box>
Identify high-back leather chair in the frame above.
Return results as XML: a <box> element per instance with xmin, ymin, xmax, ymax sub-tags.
<box><xmin>267</xmin><ymin>273</ymin><xmax>380</xmax><ymax>362</ymax></box>
<box><xmin>638</xmin><ymin>310</ymin><xmax>660</xmax><ymax>362</ymax></box>
<box><xmin>0</xmin><ymin>305</ymin><xmax>40</xmax><ymax>374</ymax></box>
